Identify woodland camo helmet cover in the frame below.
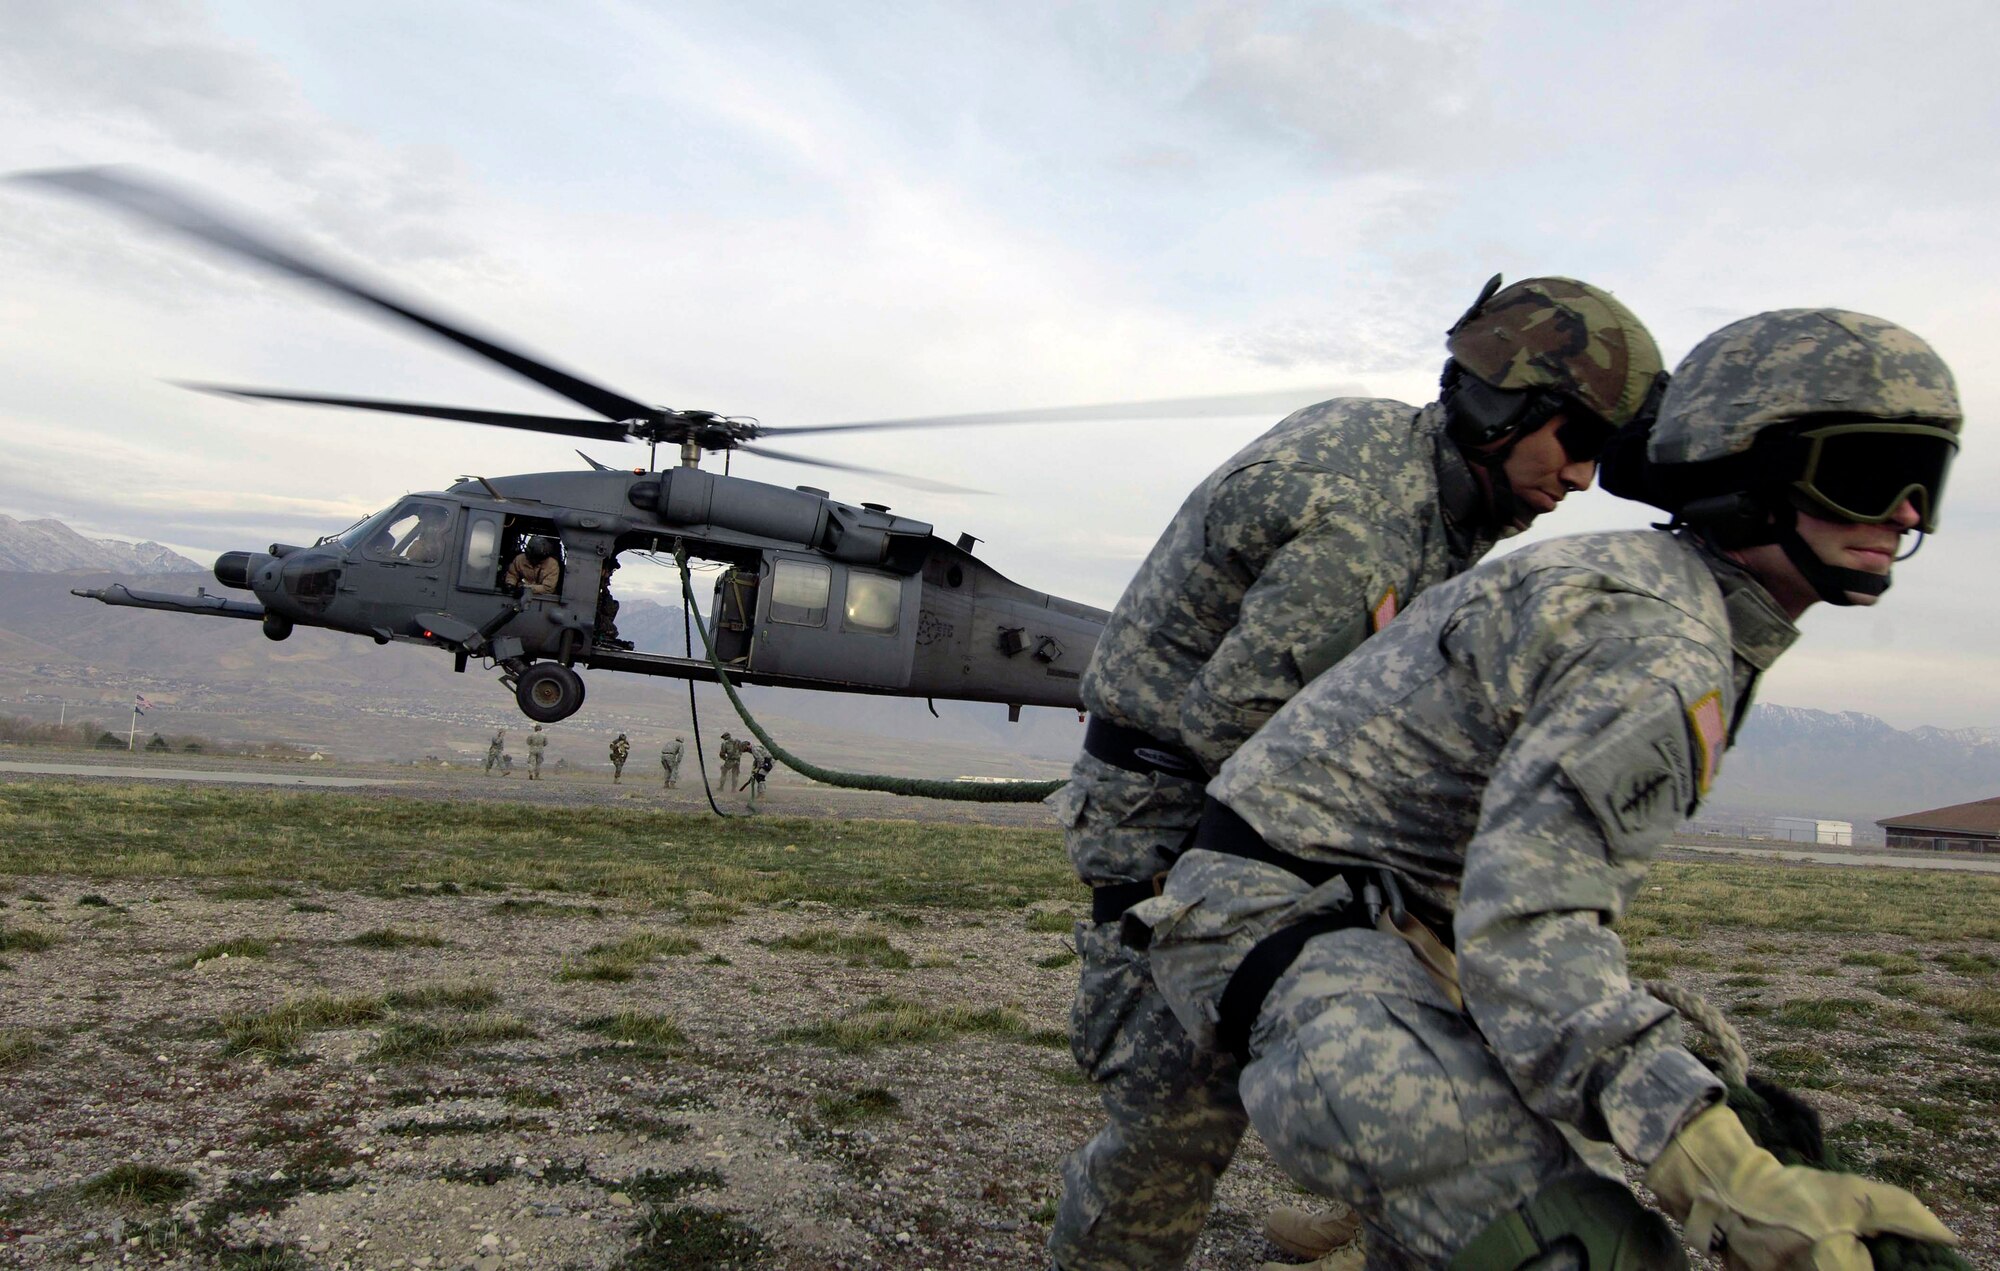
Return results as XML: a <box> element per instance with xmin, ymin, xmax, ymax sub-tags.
<box><xmin>1445</xmin><ymin>276</ymin><xmax>1665</xmax><ymax>429</ymax></box>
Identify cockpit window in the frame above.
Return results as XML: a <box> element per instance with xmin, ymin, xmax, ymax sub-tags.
<box><xmin>336</xmin><ymin>507</ymin><xmax>398</xmax><ymax>551</ymax></box>
<box><xmin>362</xmin><ymin>501</ymin><xmax>453</xmax><ymax>564</ymax></box>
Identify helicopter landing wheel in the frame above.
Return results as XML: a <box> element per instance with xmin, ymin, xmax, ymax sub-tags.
<box><xmin>515</xmin><ymin>662</ymin><xmax>586</xmax><ymax>723</ymax></box>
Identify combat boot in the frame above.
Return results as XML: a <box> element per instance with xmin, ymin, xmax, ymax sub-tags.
<box><xmin>1263</xmin><ymin>1204</ymin><xmax>1362</xmax><ymax>1260</ymax></box>
<box><xmin>1259</xmin><ymin>1245</ymin><xmax>1364</xmax><ymax>1271</ymax></box>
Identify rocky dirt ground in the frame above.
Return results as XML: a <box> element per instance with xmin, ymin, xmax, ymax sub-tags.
<box><xmin>1</xmin><ymin>767</ymin><xmax>1994</xmax><ymax>1270</ymax></box>
<box><xmin>0</xmin><ymin>872</ymin><xmax>1321</xmax><ymax>1270</ymax></box>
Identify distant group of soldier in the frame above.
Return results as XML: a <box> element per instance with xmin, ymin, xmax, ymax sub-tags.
<box><xmin>1044</xmin><ymin>280</ymin><xmax>1964</xmax><ymax>1271</ymax></box>
<box><xmin>474</xmin><ymin>725</ymin><xmax>770</xmax><ymax>800</ymax></box>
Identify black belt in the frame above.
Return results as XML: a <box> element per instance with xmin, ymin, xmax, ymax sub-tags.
<box><xmin>1195</xmin><ymin>797</ymin><xmax>1445</xmax><ymax>1065</ymax></box>
<box><xmin>1091</xmin><ymin>880</ymin><xmax>1159</xmax><ymax>924</ymax></box>
<box><xmin>1082</xmin><ymin>717</ymin><xmax>1206</xmax><ymax>782</ymax></box>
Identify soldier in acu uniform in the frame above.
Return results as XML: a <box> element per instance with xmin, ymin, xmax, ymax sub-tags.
<box><xmin>717</xmin><ymin>732</ymin><xmax>743</xmax><ymax>792</ymax></box>
<box><xmin>483</xmin><ymin>728</ymin><xmax>505</xmax><ymax>777</ymax></box>
<box><xmin>661</xmin><ymin>737</ymin><xmax>685</xmax><ymax>788</ymax></box>
<box><xmin>1048</xmin><ymin>277</ymin><xmax>1664</xmax><ymax>1271</ymax></box>
<box><xmin>525</xmin><ymin>723</ymin><xmax>548</xmax><ymax>780</ymax></box>
<box><xmin>1130</xmin><ymin>310</ymin><xmax>1964</xmax><ymax>1270</ymax></box>
<box><xmin>609</xmin><ymin>732</ymin><xmax>630</xmax><ymax>782</ymax></box>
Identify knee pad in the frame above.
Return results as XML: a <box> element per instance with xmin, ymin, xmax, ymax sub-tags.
<box><xmin>1448</xmin><ymin>1175</ymin><xmax>1686</xmax><ymax>1271</ymax></box>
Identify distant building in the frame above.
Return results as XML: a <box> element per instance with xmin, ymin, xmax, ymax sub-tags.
<box><xmin>1877</xmin><ymin>797</ymin><xmax>2000</xmax><ymax>853</ymax></box>
<box><xmin>1772</xmin><ymin>816</ymin><xmax>1854</xmax><ymax>846</ymax></box>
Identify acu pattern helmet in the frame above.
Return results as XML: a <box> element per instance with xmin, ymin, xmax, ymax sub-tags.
<box><xmin>1601</xmin><ymin>308</ymin><xmax>1962</xmax><ymax>604</ymax></box>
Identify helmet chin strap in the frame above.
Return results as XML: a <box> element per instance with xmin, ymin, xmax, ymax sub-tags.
<box><xmin>1467</xmin><ymin>444</ymin><xmax>1523</xmax><ymax>529</ymax></box>
<box><xmin>1774</xmin><ymin>505</ymin><xmax>1890</xmax><ymax>605</ymax></box>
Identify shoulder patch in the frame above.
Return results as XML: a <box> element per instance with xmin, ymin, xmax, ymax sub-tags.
<box><xmin>1371</xmin><ymin>586</ymin><xmax>1399</xmax><ymax>633</ymax></box>
<box><xmin>1561</xmin><ymin>691</ymin><xmax>1697</xmax><ymax>857</ymax></box>
<box><xmin>1686</xmin><ymin>690</ymin><xmax>1726</xmax><ymax>795</ymax></box>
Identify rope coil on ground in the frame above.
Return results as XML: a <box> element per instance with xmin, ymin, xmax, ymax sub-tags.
<box><xmin>674</xmin><ymin>545</ymin><xmax>1067</xmax><ymax>803</ymax></box>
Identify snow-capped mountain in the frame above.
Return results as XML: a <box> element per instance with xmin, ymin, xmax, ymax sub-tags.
<box><xmin>0</xmin><ymin>516</ymin><xmax>202</xmax><ymax>574</ymax></box>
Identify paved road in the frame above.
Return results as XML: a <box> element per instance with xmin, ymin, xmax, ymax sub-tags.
<box><xmin>0</xmin><ymin>761</ymin><xmax>405</xmax><ymax>788</ymax></box>
<box><xmin>1678</xmin><ymin>841</ymin><xmax>2000</xmax><ymax>874</ymax></box>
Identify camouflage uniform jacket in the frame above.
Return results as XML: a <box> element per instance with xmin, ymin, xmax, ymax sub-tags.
<box><xmin>1138</xmin><ymin>530</ymin><xmax>1798</xmax><ymax>1165</ymax></box>
<box><xmin>609</xmin><ymin>737</ymin><xmax>630</xmax><ymax>764</ymax></box>
<box><xmin>1081</xmin><ymin>399</ymin><xmax>1493</xmax><ymax>777</ymax></box>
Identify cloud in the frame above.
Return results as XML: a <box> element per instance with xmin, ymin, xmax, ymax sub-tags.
<box><xmin>1164</xmin><ymin>2</ymin><xmax>1498</xmax><ymax>172</ymax></box>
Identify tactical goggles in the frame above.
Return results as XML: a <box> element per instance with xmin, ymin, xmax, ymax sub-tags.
<box><xmin>1790</xmin><ymin>422</ymin><xmax>1958</xmax><ymax>532</ymax></box>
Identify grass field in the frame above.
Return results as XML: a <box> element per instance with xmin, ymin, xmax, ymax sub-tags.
<box><xmin>1</xmin><ymin>778</ymin><xmax>1996</xmax><ymax>1268</ymax></box>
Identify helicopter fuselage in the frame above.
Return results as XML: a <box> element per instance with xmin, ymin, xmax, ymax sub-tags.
<box><xmin>79</xmin><ymin>465</ymin><xmax>1108</xmax><ymax>725</ymax></box>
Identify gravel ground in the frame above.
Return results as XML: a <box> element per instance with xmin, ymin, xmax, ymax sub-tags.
<box><xmin>2</xmin><ymin>765</ymin><xmax>1993</xmax><ymax>1269</ymax></box>
<box><xmin>0</xmin><ymin>874</ymin><xmax>1314</xmax><ymax>1270</ymax></box>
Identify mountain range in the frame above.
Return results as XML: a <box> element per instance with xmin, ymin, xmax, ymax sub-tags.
<box><xmin>0</xmin><ymin>520</ymin><xmax>1994</xmax><ymax>830</ymax></box>
<box><xmin>0</xmin><ymin>515</ymin><xmax>202</xmax><ymax>574</ymax></box>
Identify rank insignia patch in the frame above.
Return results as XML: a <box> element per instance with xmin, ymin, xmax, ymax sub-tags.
<box><xmin>1370</xmin><ymin>586</ymin><xmax>1399</xmax><ymax>633</ymax></box>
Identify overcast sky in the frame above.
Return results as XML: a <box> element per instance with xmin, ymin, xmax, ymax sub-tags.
<box><xmin>3</xmin><ymin>0</ymin><xmax>1997</xmax><ymax>728</ymax></box>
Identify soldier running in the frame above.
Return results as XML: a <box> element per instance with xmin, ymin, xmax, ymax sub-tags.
<box><xmin>483</xmin><ymin>728</ymin><xmax>505</xmax><ymax>776</ymax></box>
<box><xmin>525</xmin><ymin>723</ymin><xmax>548</xmax><ymax>780</ymax></box>
<box><xmin>608</xmin><ymin>732</ymin><xmax>630</xmax><ymax>782</ymax></box>
<box><xmin>661</xmin><ymin>737</ymin><xmax>685</xmax><ymax>789</ymax></box>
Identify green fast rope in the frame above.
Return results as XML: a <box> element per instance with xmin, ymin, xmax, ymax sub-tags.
<box><xmin>674</xmin><ymin>545</ymin><xmax>1067</xmax><ymax>803</ymax></box>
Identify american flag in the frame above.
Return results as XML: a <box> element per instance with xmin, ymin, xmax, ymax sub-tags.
<box><xmin>134</xmin><ymin>693</ymin><xmax>152</xmax><ymax>715</ymax></box>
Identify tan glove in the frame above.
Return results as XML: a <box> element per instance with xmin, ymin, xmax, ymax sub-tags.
<box><xmin>1644</xmin><ymin>1104</ymin><xmax>1958</xmax><ymax>1270</ymax></box>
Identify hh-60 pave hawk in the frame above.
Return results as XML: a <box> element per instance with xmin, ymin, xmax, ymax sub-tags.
<box><xmin>20</xmin><ymin>169</ymin><xmax>1326</xmax><ymax>725</ymax></box>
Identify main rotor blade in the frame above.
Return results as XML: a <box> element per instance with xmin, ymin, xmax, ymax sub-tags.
<box><xmin>758</xmin><ymin>385</ymin><xmax>1352</xmax><ymax>437</ymax></box>
<box><xmin>14</xmin><ymin>166</ymin><xmax>656</xmax><ymax>424</ymax></box>
<box><xmin>735</xmin><ymin>442</ymin><xmax>987</xmax><ymax>496</ymax></box>
<box><xmin>181</xmin><ymin>383</ymin><xmax>633</xmax><ymax>442</ymax></box>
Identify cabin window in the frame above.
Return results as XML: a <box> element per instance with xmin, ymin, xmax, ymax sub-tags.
<box><xmin>769</xmin><ymin>560</ymin><xmax>831</xmax><ymax>627</ymax></box>
<box><xmin>844</xmin><ymin>572</ymin><xmax>901</xmax><ymax>636</ymax></box>
<box><xmin>463</xmin><ymin>513</ymin><xmax>501</xmax><ymax>579</ymax></box>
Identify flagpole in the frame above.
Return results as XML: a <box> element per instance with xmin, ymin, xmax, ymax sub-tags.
<box><xmin>128</xmin><ymin>700</ymin><xmax>138</xmax><ymax>751</ymax></box>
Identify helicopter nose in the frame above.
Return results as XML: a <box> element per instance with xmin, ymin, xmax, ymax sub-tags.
<box><xmin>214</xmin><ymin>551</ymin><xmax>259</xmax><ymax>590</ymax></box>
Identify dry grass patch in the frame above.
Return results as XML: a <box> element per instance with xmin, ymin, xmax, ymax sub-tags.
<box><xmin>178</xmin><ymin>935</ymin><xmax>272</xmax><ymax>968</ymax></box>
<box><xmin>0</xmin><ymin>923</ymin><xmax>56</xmax><ymax>954</ymax></box>
<box><xmin>0</xmin><ymin>1027</ymin><xmax>45</xmax><ymax>1070</ymax></box>
<box><xmin>778</xmin><ymin>994</ymin><xmax>1063</xmax><ymax>1054</ymax></box>
<box><xmin>1909</xmin><ymin>984</ymin><xmax>2000</xmax><ymax>1029</ymax></box>
<box><xmin>557</xmin><ymin>930</ymin><xmax>702</xmax><ymax>982</ymax></box>
<box><xmin>814</xmin><ymin>1086</ymin><xmax>900</xmax><ymax>1125</ymax></box>
<box><xmin>220</xmin><ymin>993</ymin><xmax>386</xmax><ymax>1057</ymax></box>
<box><xmin>80</xmin><ymin>1163</ymin><xmax>195</xmax><ymax>1207</ymax></box>
<box><xmin>346</xmin><ymin>927</ymin><xmax>446</xmax><ymax>950</ymax></box>
<box><xmin>766</xmin><ymin>927</ymin><xmax>911</xmax><ymax>969</ymax></box>
<box><xmin>578</xmin><ymin>1010</ymin><xmax>688</xmax><ymax>1051</ymax></box>
<box><xmin>366</xmin><ymin>1014</ymin><xmax>534</xmax><ymax>1061</ymax></box>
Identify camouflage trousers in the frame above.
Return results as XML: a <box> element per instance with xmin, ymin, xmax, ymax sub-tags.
<box><xmin>719</xmin><ymin>759</ymin><xmax>739</xmax><ymax>790</ymax></box>
<box><xmin>1242</xmin><ymin>926</ymin><xmax>1589</xmax><ymax>1269</ymax></box>
<box><xmin>1047</xmin><ymin>754</ymin><xmax>1246</xmax><ymax>1271</ymax></box>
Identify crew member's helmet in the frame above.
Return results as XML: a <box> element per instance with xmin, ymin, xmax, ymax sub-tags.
<box><xmin>1600</xmin><ymin>308</ymin><xmax>1961</xmax><ymax>604</ymax></box>
<box><xmin>525</xmin><ymin>536</ymin><xmax>556</xmax><ymax>563</ymax></box>
<box><xmin>1442</xmin><ymin>274</ymin><xmax>1667</xmax><ymax>462</ymax></box>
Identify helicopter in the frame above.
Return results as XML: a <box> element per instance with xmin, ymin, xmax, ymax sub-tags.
<box><xmin>19</xmin><ymin>168</ymin><xmax>1328</xmax><ymax>725</ymax></box>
